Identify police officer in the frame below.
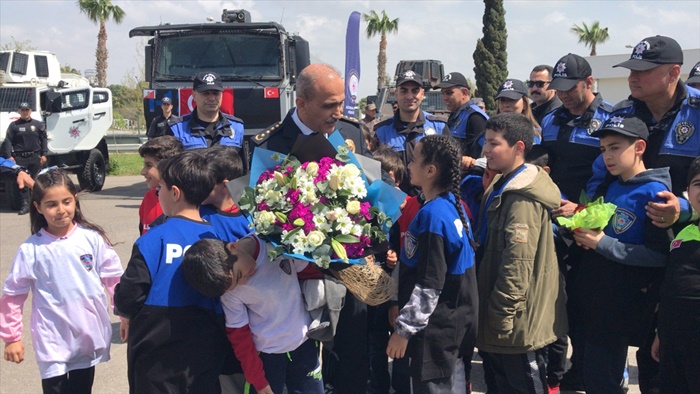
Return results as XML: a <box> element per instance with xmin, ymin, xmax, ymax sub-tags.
<box><xmin>167</xmin><ymin>72</ymin><xmax>244</xmax><ymax>152</ymax></box>
<box><xmin>611</xmin><ymin>36</ymin><xmax>700</xmax><ymax>394</ymax></box>
<box><xmin>529</xmin><ymin>64</ymin><xmax>562</xmax><ymax>125</ymax></box>
<box><xmin>374</xmin><ymin>70</ymin><xmax>450</xmax><ymax>195</ymax></box>
<box><xmin>685</xmin><ymin>60</ymin><xmax>700</xmax><ymax>91</ymax></box>
<box><xmin>1</xmin><ymin>102</ymin><xmax>47</xmax><ymax>214</ymax></box>
<box><xmin>147</xmin><ymin>96</ymin><xmax>177</xmax><ymax>139</ymax></box>
<box><xmin>362</xmin><ymin>101</ymin><xmax>378</xmax><ymax>127</ymax></box>
<box><xmin>434</xmin><ymin>72</ymin><xmax>487</xmax><ymax>169</ymax></box>
<box><xmin>253</xmin><ymin>63</ymin><xmax>370</xmax><ymax>394</ymax></box>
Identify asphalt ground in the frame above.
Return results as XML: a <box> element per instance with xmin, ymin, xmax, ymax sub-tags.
<box><xmin>0</xmin><ymin>175</ymin><xmax>643</xmax><ymax>393</ymax></box>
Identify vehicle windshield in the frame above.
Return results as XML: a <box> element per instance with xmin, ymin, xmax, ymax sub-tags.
<box><xmin>154</xmin><ymin>32</ymin><xmax>282</xmax><ymax>81</ymax></box>
<box><xmin>0</xmin><ymin>88</ymin><xmax>35</xmax><ymax>112</ymax></box>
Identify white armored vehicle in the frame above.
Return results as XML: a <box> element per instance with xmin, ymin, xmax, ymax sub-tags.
<box><xmin>0</xmin><ymin>50</ymin><xmax>113</xmax><ymax>196</ymax></box>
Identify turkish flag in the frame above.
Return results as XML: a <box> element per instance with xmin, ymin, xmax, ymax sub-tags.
<box><xmin>264</xmin><ymin>87</ymin><xmax>279</xmax><ymax>99</ymax></box>
<box><xmin>179</xmin><ymin>88</ymin><xmax>235</xmax><ymax>116</ymax></box>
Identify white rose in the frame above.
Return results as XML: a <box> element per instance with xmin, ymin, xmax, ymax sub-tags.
<box><xmin>307</xmin><ymin>231</ymin><xmax>326</xmax><ymax>247</ymax></box>
<box><xmin>342</xmin><ymin>164</ymin><xmax>361</xmax><ymax>179</ymax></box>
<box><xmin>346</xmin><ymin>200</ymin><xmax>361</xmax><ymax>215</ymax></box>
<box><xmin>305</xmin><ymin>162</ymin><xmax>320</xmax><ymax>177</ymax></box>
<box><xmin>258</xmin><ymin>210</ymin><xmax>276</xmax><ymax>225</ymax></box>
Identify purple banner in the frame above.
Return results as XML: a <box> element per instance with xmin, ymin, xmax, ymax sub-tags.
<box><xmin>343</xmin><ymin>11</ymin><xmax>361</xmax><ymax>118</ymax></box>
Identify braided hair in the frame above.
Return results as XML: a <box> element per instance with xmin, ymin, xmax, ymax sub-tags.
<box><xmin>418</xmin><ymin>135</ymin><xmax>470</xmax><ymax>235</ymax></box>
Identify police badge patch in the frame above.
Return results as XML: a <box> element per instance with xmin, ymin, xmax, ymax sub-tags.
<box><xmin>404</xmin><ymin>231</ymin><xmax>418</xmax><ymax>259</ymax></box>
<box><xmin>30</xmin><ymin>125</ymin><xmax>36</xmax><ymax>132</ymax></box>
<box><xmin>588</xmin><ymin>118</ymin><xmax>602</xmax><ymax>135</ymax></box>
<box><xmin>674</xmin><ymin>121</ymin><xmax>695</xmax><ymax>144</ymax></box>
<box><xmin>424</xmin><ymin>128</ymin><xmax>436</xmax><ymax>136</ymax></box>
<box><xmin>613</xmin><ymin>208</ymin><xmax>636</xmax><ymax>234</ymax></box>
<box><xmin>670</xmin><ymin>239</ymin><xmax>683</xmax><ymax>251</ymax></box>
<box><xmin>80</xmin><ymin>254</ymin><xmax>94</xmax><ymax>271</ymax></box>
<box><xmin>279</xmin><ymin>259</ymin><xmax>292</xmax><ymax>275</ymax></box>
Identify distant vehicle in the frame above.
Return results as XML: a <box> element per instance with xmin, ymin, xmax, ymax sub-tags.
<box><xmin>0</xmin><ymin>50</ymin><xmax>113</xmax><ymax>204</ymax></box>
<box><xmin>375</xmin><ymin>59</ymin><xmax>448</xmax><ymax>118</ymax></box>
<box><xmin>131</xmin><ymin>9</ymin><xmax>310</xmax><ymax>161</ymax></box>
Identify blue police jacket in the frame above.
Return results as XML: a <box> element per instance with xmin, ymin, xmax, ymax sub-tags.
<box><xmin>169</xmin><ymin>110</ymin><xmax>244</xmax><ymax>150</ymax></box>
<box><xmin>374</xmin><ymin>110</ymin><xmax>448</xmax><ymax>152</ymax></box>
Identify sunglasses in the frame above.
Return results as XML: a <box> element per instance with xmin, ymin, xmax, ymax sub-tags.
<box><xmin>527</xmin><ymin>80</ymin><xmax>550</xmax><ymax>88</ymax></box>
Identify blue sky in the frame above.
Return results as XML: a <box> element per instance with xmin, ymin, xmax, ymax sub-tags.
<box><xmin>1</xmin><ymin>0</ymin><xmax>699</xmax><ymax>100</ymax></box>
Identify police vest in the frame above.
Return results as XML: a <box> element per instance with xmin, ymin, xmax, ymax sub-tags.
<box><xmin>449</xmin><ymin>104</ymin><xmax>488</xmax><ymax>140</ymax></box>
<box><xmin>541</xmin><ymin>99</ymin><xmax>614</xmax><ymax>147</ymax></box>
<box><xmin>170</xmin><ymin>113</ymin><xmax>244</xmax><ymax>150</ymax></box>
<box><xmin>374</xmin><ymin>111</ymin><xmax>448</xmax><ymax>152</ymax></box>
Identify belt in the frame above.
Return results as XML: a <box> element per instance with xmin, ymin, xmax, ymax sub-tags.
<box><xmin>15</xmin><ymin>151</ymin><xmax>39</xmax><ymax>158</ymax></box>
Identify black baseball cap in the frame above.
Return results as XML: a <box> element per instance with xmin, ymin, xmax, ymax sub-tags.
<box><xmin>687</xmin><ymin>61</ymin><xmax>700</xmax><ymax>85</ymax></box>
<box><xmin>18</xmin><ymin>102</ymin><xmax>30</xmax><ymax>110</ymax></box>
<box><xmin>548</xmin><ymin>54</ymin><xmax>592</xmax><ymax>91</ymax></box>
<box><xmin>435</xmin><ymin>72</ymin><xmax>470</xmax><ymax>90</ymax></box>
<box><xmin>161</xmin><ymin>97</ymin><xmax>173</xmax><ymax>105</ymax></box>
<box><xmin>496</xmin><ymin>79</ymin><xmax>529</xmax><ymax>100</ymax></box>
<box><xmin>614</xmin><ymin>36</ymin><xmax>684</xmax><ymax>71</ymax></box>
<box><xmin>193</xmin><ymin>71</ymin><xmax>224</xmax><ymax>92</ymax></box>
<box><xmin>591</xmin><ymin>114</ymin><xmax>649</xmax><ymax>141</ymax></box>
<box><xmin>396</xmin><ymin>70</ymin><xmax>423</xmax><ymax>88</ymax></box>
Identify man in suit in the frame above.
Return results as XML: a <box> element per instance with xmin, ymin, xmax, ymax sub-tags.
<box><xmin>253</xmin><ymin>63</ymin><xmax>370</xmax><ymax>394</ymax></box>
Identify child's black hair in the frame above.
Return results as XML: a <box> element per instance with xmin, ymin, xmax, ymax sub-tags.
<box><xmin>203</xmin><ymin>146</ymin><xmax>245</xmax><ymax>183</ymax></box>
<box><xmin>360</xmin><ymin>123</ymin><xmax>380</xmax><ymax>152</ymax></box>
<box><xmin>138</xmin><ymin>135</ymin><xmax>184</xmax><ymax>161</ymax></box>
<box><xmin>688</xmin><ymin>156</ymin><xmax>700</xmax><ymax>185</ymax></box>
<box><xmin>418</xmin><ymin>135</ymin><xmax>470</xmax><ymax>234</ymax></box>
<box><xmin>182</xmin><ymin>238</ymin><xmax>235</xmax><ymax>298</ymax></box>
<box><xmin>30</xmin><ymin>168</ymin><xmax>111</xmax><ymax>244</ymax></box>
<box><xmin>485</xmin><ymin>112</ymin><xmax>535</xmax><ymax>154</ymax></box>
<box><xmin>372</xmin><ymin>146</ymin><xmax>405</xmax><ymax>184</ymax></box>
<box><xmin>525</xmin><ymin>144</ymin><xmax>551</xmax><ymax>168</ymax></box>
<box><xmin>157</xmin><ymin>151</ymin><xmax>216</xmax><ymax>206</ymax></box>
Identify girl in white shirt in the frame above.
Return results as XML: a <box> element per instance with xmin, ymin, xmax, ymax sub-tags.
<box><xmin>0</xmin><ymin>169</ymin><xmax>123</xmax><ymax>394</ymax></box>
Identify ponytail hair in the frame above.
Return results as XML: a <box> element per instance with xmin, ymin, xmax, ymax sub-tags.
<box><xmin>30</xmin><ymin>169</ymin><xmax>112</xmax><ymax>245</ymax></box>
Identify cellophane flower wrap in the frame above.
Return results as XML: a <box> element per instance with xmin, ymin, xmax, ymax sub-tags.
<box><xmin>238</xmin><ymin>142</ymin><xmax>401</xmax><ymax>269</ymax></box>
<box><xmin>556</xmin><ymin>196</ymin><xmax>617</xmax><ymax>230</ymax></box>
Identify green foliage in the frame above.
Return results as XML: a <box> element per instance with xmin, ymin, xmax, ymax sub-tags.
<box><xmin>570</xmin><ymin>21</ymin><xmax>610</xmax><ymax>56</ymax></box>
<box><xmin>60</xmin><ymin>64</ymin><xmax>81</xmax><ymax>75</ymax></box>
<box><xmin>473</xmin><ymin>0</ymin><xmax>508</xmax><ymax>113</ymax></box>
<box><xmin>107</xmin><ymin>153</ymin><xmax>143</xmax><ymax>175</ymax></box>
<box><xmin>363</xmin><ymin>10</ymin><xmax>399</xmax><ymax>92</ymax></box>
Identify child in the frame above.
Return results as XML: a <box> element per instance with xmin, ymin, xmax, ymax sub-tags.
<box><xmin>571</xmin><ymin>114</ymin><xmax>670</xmax><ymax>393</ymax></box>
<box><xmin>115</xmin><ymin>151</ymin><xmax>229</xmax><ymax>393</ymax></box>
<box><xmin>137</xmin><ymin>135</ymin><xmax>184</xmax><ymax>234</ymax></box>
<box><xmin>386</xmin><ymin>134</ymin><xmax>478</xmax><ymax>393</ymax></box>
<box><xmin>0</xmin><ymin>169</ymin><xmax>123</xmax><ymax>392</ymax></box>
<box><xmin>201</xmin><ymin>146</ymin><xmax>251</xmax><ymax>242</ymax></box>
<box><xmin>182</xmin><ymin>237</ymin><xmax>324</xmax><ymax>394</ymax></box>
<box><xmin>476</xmin><ymin>112</ymin><xmax>567</xmax><ymax>393</ymax></box>
<box><xmin>652</xmin><ymin>156</ymin><xmax>700</xmax><ymax>393</ymax></box>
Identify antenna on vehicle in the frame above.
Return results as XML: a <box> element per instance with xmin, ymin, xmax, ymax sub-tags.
<box><xmin>280</xmin><ymin>8</ymin><xmax>285</xmax><ymax>24</ymax></box>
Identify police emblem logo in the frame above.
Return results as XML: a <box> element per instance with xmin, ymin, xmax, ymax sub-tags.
<box><xmin>554</xmin><ymin>62</ymin><xmax>567</xmax><ymax>77</ymax></box>
<box><xmin>30</xmin><ymin>125</ymin><xmax>36</xmax><ymax>132</ymax></box>
<box><xmin>279</xmin><ymin>259</ymin><xmax>292</xmax><ymax>275</ymax></box>
<box><xmin>608</xmin><ymin>115</ymin><xmax>625</xmax><ymax>125</ymax></box>
<box><xmin>613</xmin><ymin>208</ymin><xmax>636</xmax><ymax>234</ymax></box>
<box><xmin>674</xmin><ymin>121</ymin><xmax>695</xmax><ymax>144</ymax></box>
<box><xmin>443</xmin><ymin>74</ymin><xmax>452</xmax><ymax>81</ymax></box>
<box><xmin>632</xmin><ymin>41</ymin><xmax>650</xmax><ymax>60</ymax></box>
<box><xmin>588</xmin><ymin>118</ymin><xmax>603</xmax><ymax>135</ymax></box>
<box><xmin>502</xmin><ymin>80</ymin><xmax>513</xmax><ymax>90</ymax></box>
<box><xmin>670</xmin><ymin>239</ymin><xmax>683</xmax><ymax>251</ymax></box>
<box><xmin>203</xmin><ymin>73</ymin><xmax>217</xmax><ymax>85</ymax></box>
<box><xmin>80</xmin><ymin>254</ymin><xmax>94</xmax><ymax>271</ymax></box>
<box><xmin>404</xmin><ymin>231</ymin><xmax>418</xmax><ymax>259</ymax></box>
<box><xmin>424</xmin><ymin>127</ymin><xmax>436</xmax><ymax>136</ymax></box>
<box><xmin>404</xmin><ymin>70</ymin><xmax>417</xmax><ymax>79</ymax></box>
<box><xmin>69</xmin><ymin>126</ymin><xmax>81</xmax><ymax>138</ymax></box>
<box><xmin>345</xmin><ymin>138</ymin><xmax>356</xmax><ymax>153</ymax></box>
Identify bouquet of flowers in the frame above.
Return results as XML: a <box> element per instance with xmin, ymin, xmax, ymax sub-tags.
<box><xmin>236</xmin><ymin>133</ymin><xmax>404</xmax><ymax>269</ymax></box>
<box><xmin>556</xmin><ymin>196</ymin><xmax>617</xmax><ymax>231</ymax></box>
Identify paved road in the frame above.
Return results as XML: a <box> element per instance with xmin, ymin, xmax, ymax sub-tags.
<box><xmin>0</xmin><ymin>175</ymin><xmax>643</xmax><ymax>393</ymax></box>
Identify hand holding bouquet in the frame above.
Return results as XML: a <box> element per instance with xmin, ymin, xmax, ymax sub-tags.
<box><xmin>556</xmin><ymin>196</ymin><xmax>617</xmax><ymax>231</ymax></box>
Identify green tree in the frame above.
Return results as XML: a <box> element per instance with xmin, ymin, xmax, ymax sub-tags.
<box><xmin>363</xmin><ymin>10</ymin><xmax>399</xmax><ymax>93</ymax></box>
<box><xmin>473</xmin><ymin>0</ymin><xmax>508</xmax><ymax>114</ymax></box>
<box><xmin>77</xmin><ymin>0</ymin><xmax>126</xmax><ymax>87</ymax></box>
<box><xmin>61</xmin><ymin>64</ymin><xmax>81</xmax><ymax>75</ymax></box>
<box><xmin>0</xmin><ymin>37</ymin><xmax>37</xmax><ymax>51</ymax></box>
<box><xmin>570</xmin><ymin>21</ymin><xmax>609</xmax><ymax>56</ymax></box>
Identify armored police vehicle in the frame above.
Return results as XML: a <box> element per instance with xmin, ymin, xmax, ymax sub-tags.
<box><xmin>131</xmin><ymin>9</ymin><xmax>310</xmax><ymax>158</ymax></box>
<box><xmin>0</xmin><ymin>50</ymin><xmax>113</xmax><ymax>199</ymax></box>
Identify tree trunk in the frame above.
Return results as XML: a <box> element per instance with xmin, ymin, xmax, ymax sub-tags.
<box><xmin>96</xmin><ymin>20</ymin><xmax>108</xmax><ymax>87</ymax></box>
<box><xmin>590</xmin><ymin>43</ymin><xmax>597</xmax><ymax>56</ymax></box>
<box><xmin>377</xmin><ymin>33</ymin><xmax>387</xmax><ymax>93</ymax></box>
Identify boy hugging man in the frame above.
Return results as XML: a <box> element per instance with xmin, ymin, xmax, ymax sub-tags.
<box><xmin>570</xmin><ymin>114</ymin><xmax>671</xmax><ymax>393</ymax></box>
<box><xmin>115</xmin><ymin>151</ymin><xmax>229</xmax><ymax>393</ymax></box>
<box><xmin>182</xmin><ymin>238</ymin><xmax>324</xmax><ymax>394</ymax></box>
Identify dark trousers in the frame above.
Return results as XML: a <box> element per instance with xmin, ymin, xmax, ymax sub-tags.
<box><xmin>636</xmin><ymin>324</ymin><xmax>660</xmax><ymax>394</ymax></box>
<box><xmin>659</xmin><ymin>329</ymin><xmax>700</xmax><ymax>394</ymax></box>
<box><xmin>544</xmin><ymin>335</ymin><xmax>568</xmax><ymax>386</ymax></box>
<box><xmin>582</xmin><ymin>336</ymin><xmax>628</xmax><ymax>394</ymax></box>
<box><xmin>484</xmin><ymin>349</ymin><xmax>548</xmax><ymax>394</ymax></box>
<box><xmin>251</xmin><ymin>339</ymin><xmax>323</xmax><ymax>394</ymax></box>
<box><xmin>412</xmin><ymin>374</ymin><xmax>455</xmax><ymax>394</ymax></box>
<box><xmin>41</xmin><ymin>366</ymin><xmax>95</xmax><ymax>394</ymax></box>
<box><xmin>368</xmin><ymin>302</ymin><xmax>410</xmax><ymax>394</ymax></box>
<box><xmin>13</xmin><ymin>155</ymin><xmax>40</xmax><ymax>207</ymax></box>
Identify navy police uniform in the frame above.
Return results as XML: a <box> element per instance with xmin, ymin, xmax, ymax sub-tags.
<box><xmin>540</xmin><ymin>94</ymin><xmax>613</xmax><ymax>203</ymax></box>
<box><xmin>147</xmin><ymin>113</ymin><xmax>178</xmax><ymax>140</ymax></box>
<box><xmin>1</xmin><ymin>117</ymin><xmax>47</xmax><ymax>177</ymax></box>
<box><xmin>374</xmin><ymin>110</ymin><xmax>449</xmax><ymax>194</ymax></box>
<box><xmin>167</xmin><ymin>109</ymin><xmax>244</xmax><ymax>151</ymax></box>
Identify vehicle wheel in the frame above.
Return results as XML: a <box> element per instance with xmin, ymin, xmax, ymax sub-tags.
<box><xmin>78</xmin><ymin>149</ymin><xmax>106</xmax><ymax>192</ymax></box>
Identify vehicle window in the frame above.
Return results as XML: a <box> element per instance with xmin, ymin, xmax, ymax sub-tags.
<box><xmin>61</xmin><ymin>90</ymin><xmax>89</xmax><ymax>110</ymax></box>
<box><xmin>0</xmin><ymin>87</ymin><xmax>35</xmax><ymax>111</ymax></box>
<box><xmin>93</xmin><ymin>91</ymin><xmax>109</xmax><ymax>104</ymax></box>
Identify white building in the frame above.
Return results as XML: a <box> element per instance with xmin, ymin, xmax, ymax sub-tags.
<box><xmin>585</xmin><ymin>49</ymin><xmax>700</xmax><ymax>105</ymax></box>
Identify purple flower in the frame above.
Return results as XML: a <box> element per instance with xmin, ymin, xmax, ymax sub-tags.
<box><xmin>288</xmin><ymin>204</ymin><xmax>315</xmax><ymax>234</ymax></box>
<box><xmin>359</xmin><ymin>202</ymin><xmax>372</xmax><ymax>220</ymax></box>
<box><xmin>281</xmin><ymin>222</ymin><xmax>294</xmax><ymax>232</ymax></box>
<box><xmin>343</xmin><ymin>243</ymin><xmax>365</xmax><ymax>259</ymax></box>
<box><xmin>257</xmin><ymin>201</ymin><xmax>270</xmax><ymax>211</ymax></box>
<box><xmin>257</xmin><ymin>170</ymin><xmax>273</xmax><ymax>183</ymax></box>
<box><xmin>286</xmin><ymin>189</ymin><xmax>301</xmax><ymax>204</ymax></box>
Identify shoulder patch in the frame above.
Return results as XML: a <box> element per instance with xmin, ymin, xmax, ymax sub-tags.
<box><xmin>404</xmin><ymin>231</ymin><xmax>418</xmax><ymax>259</ymax></box>
<box><xmin>279</xmin><ymin>259</ymin><xmax>292</xmax><ymax>275</ymax></box>
<box><xmin>675</xmin><ymin>121</ymin><xmax>695</xmax><ymax>144</ymax></box>
<box><xmin>670</xmin><ymin>238</ymin><xmax>683</xmax><ymax>251</ymax></box>
<box><xmin>613</xmin><ymin>208</ymin><xmax>636</xmax><ymax>234</ymax></box>
<box><xmin>339</xmin><ymin>115</ymin><xmax>360</xmax><ymax>127</ymax></box>
<box><xmin>512</xmin><ymin>223</ymin><xmax>529</xmax><ymax>243</ymax></box>
<box><xmin>253</xmin><ymin>122</ymin><xmax>282</xmax><ymax>145</ymax></box>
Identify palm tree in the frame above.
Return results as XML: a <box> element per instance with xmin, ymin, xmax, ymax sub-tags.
<box><xmin>77</xmin><ymin>0</ymin><xmax>125</xmax><ymax>87</ymax></box>
<box><xmin>570</xmin><ymin>21</ymin><xmax>609</xmax><ymax>56</ymax></box>
<box><xmin>363</xmin><ymin>10</ymin><xmax>399</xmax><ymax>92</ymax></box>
